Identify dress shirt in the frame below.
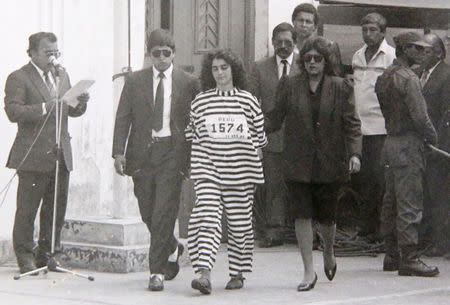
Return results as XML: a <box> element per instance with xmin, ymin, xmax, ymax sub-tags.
<box><xmin>276</xmin><ymin>54</ymin><xmax>294</xmax><ymax>79</ymax></box>
<box><xmin>421</xmin><ymin>60</ymin><xmax>441</xmax><ymax>87</ymax></box>
<box><xmin>152</xmin><ymin>64</ymin><xmax>173</xmax><ymax>137</ymax></box>
<box><xmin>30</xmin><ymin>60</ymin><xmax>56</xmax><ymax>115</ymax></box>
<box><xmin>352</xmin><ymin>39</ymin><xmax>396</xmax><ymax>135</ymax></box>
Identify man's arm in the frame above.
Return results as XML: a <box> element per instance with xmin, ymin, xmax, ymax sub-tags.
<box><xmin>403</xmin><ymin>77</ymin><xmax>437</xmax><ymax>145</ymax></box>
<box><xmin>247</xmin><ymin>63</ymin><xmax>261</xmax><ymax>102</ymax></box>
<box><xmin>112</xmin><ymin>78</ymin><xmax>133</xmax><ymax>158</ymax></box>
<box><xmin>4</xmin><ymin>72</ymin><xmax>46</xmax><ymax>123</ymax></box>
<box><xmin>265</xmin><ymin>76</ymin><xmax>289</xmax><ymax>133</ymax></box>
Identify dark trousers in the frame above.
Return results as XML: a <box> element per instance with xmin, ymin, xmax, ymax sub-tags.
<box><xmin>254</xmin><ymin>151</ymin><xmax>287</xmax><ymax>240</ymax></box>
<box><xmin>13</xmin><ymin>164</ymin><xmax>69</xmax><ymax>264</ymax></box>
<box><xmin>421</xmin><ymin>153</ymin><xmax>450</xmax><ymax>251</ymax></box>
<box><xmin>380</xmin><ymin>164</ymin><xmax>424</xmax><ymax>247</ymax></box>
<box><xmin>351</xmin><ymin>135</ymin><xmax>385</xmax><ymax>235</ymax></box>
<box><xmin>132</xmin><ymin>141</ymin><xmax>180</xmax><ymax>274</ymax></box>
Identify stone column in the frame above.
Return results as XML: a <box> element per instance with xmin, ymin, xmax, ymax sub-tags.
<box><xmin>60</xmin><ymin>0</ymin><xmax>150</xmax><ymax>273</ymax></box>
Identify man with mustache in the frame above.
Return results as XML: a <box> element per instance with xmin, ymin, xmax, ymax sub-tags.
<box><xmin>249</xmin><ymin>22</ymin><xmax>299</xmax><ymax>247</ymax></box>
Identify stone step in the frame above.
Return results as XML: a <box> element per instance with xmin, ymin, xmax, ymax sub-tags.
<box><xmin>60</xmin><ymin>239</ymin><xmax>190</xmax><ymax>273</ymax></box>
<box><xmin>62</xmin><ymin>218</ymin><xmax>149</xmax><ymax>246</ymax></box>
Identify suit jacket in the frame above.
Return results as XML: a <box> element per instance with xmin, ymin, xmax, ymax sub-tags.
<box><xmin>421</xmin><ymin>61</ymin><xmax>450</xmax><ymax>142</ymax></box>
<box><xmin>249</xmin><ymin>54</ymin><xmax>300</xmax><ymax>152</ymax></box>
<box><xmin>112</xmin><ymin>66</ymin><xmax>199</xmax><ymax>176</ymax></box>
<box><xmin>4</xmin><ymin>63</ymin><xmax>87</xmax><ymax>172</ymax></box>
<box><xmin>266</xmin><ymin>73</ymin><xmax>362</xmax><ymax>183</ymax></box>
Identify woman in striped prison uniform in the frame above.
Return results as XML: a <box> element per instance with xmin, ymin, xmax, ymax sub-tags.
<box><xmin>186</xmin><ymin>49</ymin><xmax>267</xmax><ymax>295</ymax></box>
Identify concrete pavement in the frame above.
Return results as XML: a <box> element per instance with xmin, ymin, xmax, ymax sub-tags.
<box><xmin>0</xmin><ymin>245</ymin><xmax>449</xmax><ymax>305</ymax></box>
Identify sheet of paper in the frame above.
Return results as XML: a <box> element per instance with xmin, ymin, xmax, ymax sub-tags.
<box><xmin>62</xmin><ymin>79</ymin><xmax>95</xmax><ymax>107</ymax></box>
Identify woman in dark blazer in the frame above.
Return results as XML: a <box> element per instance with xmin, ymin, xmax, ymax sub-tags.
<box><xmin>266</xmin><ymin>37</ymin><xmax>362</xmax><ymax>291</ymax></box>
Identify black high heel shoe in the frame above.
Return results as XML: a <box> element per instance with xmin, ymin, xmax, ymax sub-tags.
<box><xmin>297</xmin><ymin>273</ymin><xmax>317</xmax><ymax>292</ymax></box>
<box><xmin>324</xmin><ymin>262</ymin><xmax>337</xmax><ymax>281</ymax></box>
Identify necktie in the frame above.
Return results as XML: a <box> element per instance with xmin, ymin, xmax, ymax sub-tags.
<box><xmin>152</xmin><ymin>72</ymin><xmax>165</xmax><ymax>131</ymax></box>
<box><xmin>281</xmin><ymin>59</ymin><xmax>288</xmax><ymax>79</ymax></box>
<box><xmin>44</xmin><ymin>72</ymin><xmax>56</xmax><ymax>98</ymax></box>
<box><xmin>420</xmin><ymin>70</ymin><xmax>429</xmax><ymax>88</ymax></box>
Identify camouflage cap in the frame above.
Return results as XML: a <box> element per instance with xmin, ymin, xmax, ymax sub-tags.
<box><xmin>393</xmin><ymin>32</ymin><xmax>432</xmax><ymax>48</ymax></box>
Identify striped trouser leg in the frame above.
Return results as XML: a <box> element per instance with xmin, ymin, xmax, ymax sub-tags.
<box><xmin>223</xmin><ymin>183</ymin><xmax>255</xmax><ymax>276</ymax></box>
<box><xmin>188</xmin><ymin>180</ymin><xmax>223</xmax><ymax>273</ymax></box>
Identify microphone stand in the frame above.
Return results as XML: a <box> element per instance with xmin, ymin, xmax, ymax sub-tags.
<box><xmin>14</xmin><ymin>67</ymin><xmax>94</xmax><ymax>281</ymax></box>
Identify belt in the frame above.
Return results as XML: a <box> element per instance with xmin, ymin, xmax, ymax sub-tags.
<box><xmin>151</xmin><ymin>136</ymin><xmax>172</xmax><ymax>144</ymax></box>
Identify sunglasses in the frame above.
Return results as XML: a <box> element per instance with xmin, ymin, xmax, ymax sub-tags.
<box><xmin>151</xmin><ymin>49</ymin><xmax>172</xmax><ymax>58</ymax></box>
<box><xmin>406</xmin><ymin>44</ymin><xmax>425</xmax><ymax>51</ymax></box>
<box><xmin>303</xmin><ymin>54</ymin><xmax>324</xmax><ymax>63</ymax></box>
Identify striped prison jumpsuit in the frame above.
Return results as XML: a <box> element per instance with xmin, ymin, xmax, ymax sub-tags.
<box><xmin>185</xmin><ymin>88</ymin><xmax>267</xmax><ymax>276</ymax></box>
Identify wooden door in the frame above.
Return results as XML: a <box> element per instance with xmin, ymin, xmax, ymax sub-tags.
<box><xmin>172</xmin><ymin>0</ymin><xmax>251</xmax><ymax>75</ymax></box>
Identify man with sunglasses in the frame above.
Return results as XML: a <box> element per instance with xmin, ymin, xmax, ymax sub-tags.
<box><xmin>375</xmin><ymin>32</ymin><xmax>439</xmax><ymax>277</ymax></box>
<box><xmin>249</xmin><ymin>22</ymin><xmax>299</xmax><ymax>248</ymax></box>
<box><xmin>113</xmin><ymin>29</ymin><xmax>199</xmax><ymax>291</ymax></box>
<box><xmin>4</xmin><ymin>32</ymin><xmax>89</xmax><ymax>275</ymax></box>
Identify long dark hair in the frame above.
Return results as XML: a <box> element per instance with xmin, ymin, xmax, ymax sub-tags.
<box><xmin>200</xmin><ymin>49</ymin><xmax>247</xmax><ymax>91</ymax></box>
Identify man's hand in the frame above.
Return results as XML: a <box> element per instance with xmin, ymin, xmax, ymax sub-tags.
<box><xmin>349</xmin><ymin>155</ymin><xmax>361</xmax><ymax>174</ymax></box>
<box><xmin>77</xmin><ymin>92</ymin><xmax>90</xmax><ymax>103</ymax></box>
<box><xmin>114</xmin><ymin>155</ymin><xmax>126</xmax><ymax>176</ymax></box>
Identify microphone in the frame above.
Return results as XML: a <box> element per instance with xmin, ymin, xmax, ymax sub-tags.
<box><xmin>48</xmin><ymin>55</ymin><xmax>64</xmax><ymax>76</ymax></box>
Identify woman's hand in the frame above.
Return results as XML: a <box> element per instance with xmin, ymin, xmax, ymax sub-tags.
<box><xmin>257</xmin><ymin>148</ymin><xmax>263</xmax><ymax>160</ymax></box>
<box><xmin>349</xmin><ymin>155</ymin><xmax>361</xmax><ymax>174</ymax></box>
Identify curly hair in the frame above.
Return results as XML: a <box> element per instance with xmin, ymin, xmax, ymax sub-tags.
<box><xmin>297</xmin><ymin>36</ymin><xmax>335</xmax><ymax>76</ymax></box>
<box><xmin>200</xmin><ymin>49</ymin><xmax>247</xmax><ymax>91</ymax></box>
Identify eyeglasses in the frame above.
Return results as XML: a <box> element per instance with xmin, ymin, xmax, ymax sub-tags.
<box><xmin>151</xmin><ymin>49</ymin><xmax>172</xmax><ymax>58</ymax></box>
<box><xmin>45</xmin><ymin>50</ymin><xmax>61</xmax><ymax>58</ymax></box>
<box><xmin>303</xmin><ymin>54</ymin><xmax>324</xmax><ymax>63</ymax></box>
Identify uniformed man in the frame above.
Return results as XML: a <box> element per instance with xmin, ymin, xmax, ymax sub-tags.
<box><xmin>375</xmin><ymin>32</ymin><xmax>439</xmax><ymax>277</ymax></box>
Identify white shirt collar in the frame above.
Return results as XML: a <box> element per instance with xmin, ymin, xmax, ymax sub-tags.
<box><xmin>30</xmin><ymin>60</ymin><xmax>46</xmax><ymax>77</ymax></box>
<box><xmin>153</xmin><ymin>64</ymin><xmax>173</xmax><ymax>79</ymax></box>
<box><xmin>361</xmin><ymin>39</ymin><xmax>390</xmax><ymax>60</ymax></box>
<box><xmin>427</xmin><ymin>60</ymin><xmax>441</xmax><ymax>76</ymax></box>
<box><xmin>276</xmin><ymin>53</ymin><xmax>294</xmax><ymax>67</ymax></box>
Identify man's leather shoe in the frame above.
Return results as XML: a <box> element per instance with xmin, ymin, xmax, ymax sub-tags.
<box><xmin>191</xmin><ymin>277</ymin><xmax>211</xmax><ymax>295</ymax></box>
<box><xmin>297</xmin><ymin>273</ymin><xmax>317</xmax><ymax>292</ymax></box>
<box><xmin>19</xmin><ymin>262</ymin><xmax>39</xmax><ymax>276</ymax></box>
<box><xmin>225</xmin><ymin>273</ymin><xmax>244</xmax><ymax>290</ymax></box>
<box><xmin>258</xmin><ymin>237</ymin><xmax>283</xmax><ymax>248</ymax></box>
<box><xmin>148</xmin><ymin>274</ymin><xmax>164</xmax><ymax>291</ymax></box>
<box><xmin>383</xmin><ymin>253</ymin><xmax>399</xmax><ymax>271</ymax></box>
<box><xmin>165</xmin><ymin>243</ymin><xmax>184</xmax><ymax>280</ymax></box>
<box><xmin>17</xmin><ymin>254</ymin><xmax>39</xmax><ymax>276</ymax></box>
<box><xmin>398</xmin><ymin>258</ymin><xmax>440</xmax><ymax>277</ymax></box>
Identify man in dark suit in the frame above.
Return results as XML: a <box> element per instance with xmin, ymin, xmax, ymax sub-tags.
<box><xmin>249</xmin><ymin>22</ymin><xmax>299</xmax><ymax>247</ymax></box>
<box><xmin>4</xmin><ymin>32</ymin><xmax>89</xmax><ymax>274</ymax></box>
<box><xmin>419</xmin><ymin>33</ymin><xmax>450</xmax><ymax>256</ymax></box>
<box><xmin>112</xmin><ymin>29</ymin><xmax>199</xmax><ymax>291</ymax></box>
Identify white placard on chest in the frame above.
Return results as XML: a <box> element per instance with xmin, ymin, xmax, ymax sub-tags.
<box><xmin>204</xmin><ymin>114</ymin><xmax>249</xmax><ymax>139</ymax></box>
